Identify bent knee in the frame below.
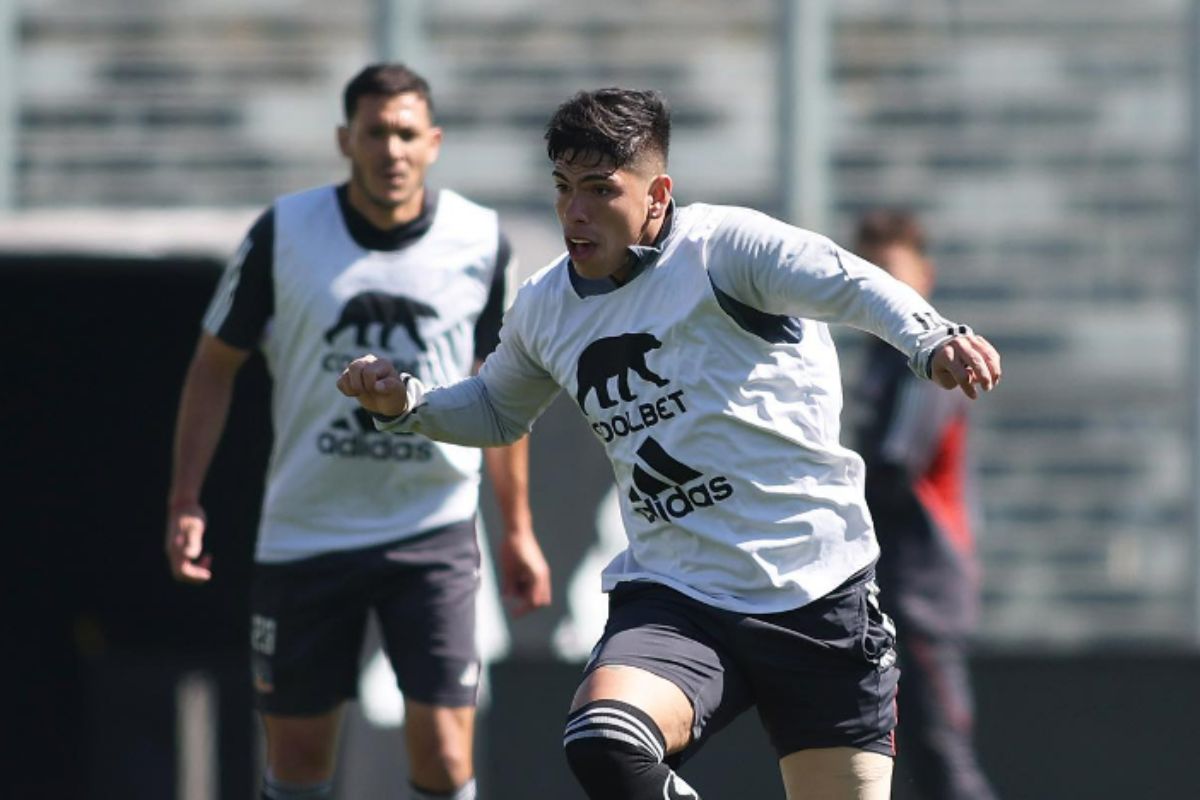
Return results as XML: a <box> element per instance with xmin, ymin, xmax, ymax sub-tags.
<box><xmin>564</xmin><ymin>701</ymin><xmax>668</xmax><ymax>791</ymax></box>
<box><xmin>263</xmin><ymin>715</ymin><xmax>340</xmax><ymax>782</ymax></box>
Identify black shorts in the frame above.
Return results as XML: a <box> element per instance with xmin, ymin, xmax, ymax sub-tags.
<box><xmin>249</xmin><ymin>520</ymin><xmax>481</xmax><ymax>715</ymax></box>
<box><xmin>584</xmin><ymin>568</ymin><xmax>899</xmax><ymax>762</ymax></box>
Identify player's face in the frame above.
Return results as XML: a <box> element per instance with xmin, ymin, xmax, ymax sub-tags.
<box><xmin>338</xmin><ymin>92</ymin><xmax>442</xmax><ymax>227</ymax></box>
<box><xmin>552</xmin><ymin>155</ymin><xmax>671</xmax><ymax>281</ymax></box>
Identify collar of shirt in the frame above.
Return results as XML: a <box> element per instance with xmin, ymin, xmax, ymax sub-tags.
<box><xmin>569</xmin><ymin>202</ymin><xmax>676</xmax><ymax>298</ymax></box>
<box><xmin>336</xmin><ymin>183</ymin><xmax>438</xmax><ymax>252</ymax></box>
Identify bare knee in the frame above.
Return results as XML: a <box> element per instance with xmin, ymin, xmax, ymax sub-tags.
<box><xmin>263</xmin><ymin>711</ymin><xmax>342</xmax><ymax>784</ymax></box>
<box><xmin>571</xmin><ymin>665</ymin><xmax>694</xmax><ymax>753</ymax></box>
<box><xmin>780</xmin><ymin>747</ymin><xmax>893</xmax><ymax>800</ymax></box>
<box><xmin>405</xmin><ymin>702</ymin><xmax>476</xmax><ymax>791</ymax></box>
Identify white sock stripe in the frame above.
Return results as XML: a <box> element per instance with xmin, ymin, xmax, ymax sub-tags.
<box><xmin>565</xmin><ymin>715</ymin><xmax>661</xmax><ymax>759</ymax></box>
<box><xmin>563</xmin><ymin>727</ymin><xmax>664</xmax><ymax>760</ymax></box>
<box><xmin>564</xmin><ymin>709</ymin><xmax>660</xmax><ymax>752</ymax></box>
<box><xmin>409</xmin><ymin>777</ymin><xmax>477</xmax><ymax>800</ymax></box>
<box><xmin>565</xmin><ymin>708</ymin><xmax>665</xmax><ymax>761</ymax></box>
<box><xmin>575</xmin><ymin>708</ymin><xmax>663</xmax><ymax>755</ymax></box>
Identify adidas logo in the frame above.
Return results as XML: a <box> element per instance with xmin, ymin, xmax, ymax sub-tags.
<box><xmin>317</xmin><ymin>407</ymin><xmax>432</xmax><ymax>462</ymax></box>
<box><xmin>627</xmin><ymin>437</ymin><xmax>733</xmax><ymax>524</ymax></box>
<box><xmin>664</xmin><ymin>773</ymin><xmax>700</xmax><ymax>799</ymax></box>
<box><xmin>458</xmin><ymin>662</ymin><xmax>480</xmax><ymax>688</ymax></box>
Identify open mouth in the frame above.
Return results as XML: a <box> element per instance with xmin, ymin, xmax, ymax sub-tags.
<box><xmin>566</xmin><ymin>237</ymin><xmax>597</xmax><ymax>262</ymax></box>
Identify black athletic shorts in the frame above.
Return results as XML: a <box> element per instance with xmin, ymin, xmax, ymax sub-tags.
<box><xmin>583</xmin><ymin>568</ymin><xmax>899</xmax><ymax>762</ymax></box>
<box><xmin>249</xmin><ymin>520</ymin><xmax>481</xmax><ymax>715</ymax></box>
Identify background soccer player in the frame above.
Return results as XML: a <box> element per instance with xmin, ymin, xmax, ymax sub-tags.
<box><xmin>853</xmin><ymin>210</ymin><xmax>999</xmax><ymax>800</ymax></box>
<box><xmin>165</xmin><ymin>63</ymin><xmax>551</xmax><ymax>800</ymax></box>
<box><xmin>338</xmin><ymin>88</ymin><xmax>1001</xmax><ymax>799</ymax></box>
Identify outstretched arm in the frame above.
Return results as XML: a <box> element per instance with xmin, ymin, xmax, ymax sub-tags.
<box><xmin>166</xmin><ymin>334</ymin><xmax>251</xmax><ymax>584</ymax></box>
<box><xmin>709</xmin><ymin>209</ymin><xmax>1002</xmax><ymax>397</ymax></box>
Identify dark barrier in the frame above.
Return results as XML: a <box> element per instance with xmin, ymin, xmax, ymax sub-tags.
<box><xmin>5</xmin><ymin>254</ymin><xmax>269</xmax><ymax>798</ymax></box>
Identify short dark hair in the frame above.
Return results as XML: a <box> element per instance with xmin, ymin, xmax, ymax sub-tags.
<box><xmin>545</xmin><ymin>88</ymin><xmax>670</xmax><ymax>170</ymax></box>
<box><xmin>854</xmin><ymin>209</ymin><xmax>927</xmax><ymax>257</ymax></box>
<box><xmin>342</xmin><ymin>63</ymin><xmax>434</xmax><ymax>123</ymax></box>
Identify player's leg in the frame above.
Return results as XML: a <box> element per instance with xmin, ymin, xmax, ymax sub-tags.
<box><xmin>377</xmin><ymin>521</ymin><xmax>482</xmax><ymax>799</ymax></box>
<box><xmin>250</xmin><ymin>554</ymin><xmax>371</xmax><ymax>797</ymax></box>
<box><xmin>779</xmin><ymin>747</ymin><xmax>892</xmax><ymax>800</ymax></box>
<box><xmin>895</xmin><ymin>630</ymin><xmax>997</xmax><ymax>800</ymax></box>
<box><xmin>260</xmin><ymin>710</ymin><xmax>342</xmax><ymax>797</ymax></box>
<box><xmin>566</xmin><ymin>664</ymin><xmax>699</xmax><ymax>799</ymax></box>
<box><xmin>749</xmin><ymin>569</ymin><xmax>900</xmax><ymax>800</ymax></box>
<box><xmin>403</xmin><ymin>701</ymin><xmax>476</xmax><ymax>797</ymax></box>
<box><xmin>563</xmin><ymin>582</ymin><xmax>753</xmax><ymax>800</ymax></box>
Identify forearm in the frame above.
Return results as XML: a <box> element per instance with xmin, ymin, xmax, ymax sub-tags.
<box><xmin>378</xmin><ymin>376</ymin><xmax>528</xmax><ymax>446</ymax></box>
<box><xmin>169</xmin><ymin>357</ymin><xmax>238</xmax><ymax>509</ymax></box>
<box><xmin>483</xmin><ymin>437</ymin><xmax>534</xmax><ymax>536</ymax></box>
<box><xmin>381</xmin><ymin>368</ymin><xmax>560</xmax><ymax>447</ymax></box>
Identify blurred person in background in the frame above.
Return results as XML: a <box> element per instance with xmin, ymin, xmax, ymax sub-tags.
<box><xmin>853</xmin><ymin>210</ymin><xmax>998</xmax><ymax>800</ymax></box>
<box><xmin>165</xmin><ymin>63</ymin><xmax>551</xmax><ymax>800</ymax></box>
<box><xmin>338</xmin><ymin>88</ymin><xmax>1002</xmax><ymax>799</ymax></box>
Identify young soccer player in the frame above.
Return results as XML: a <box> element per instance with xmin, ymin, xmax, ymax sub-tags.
<box><xmin>338</xmin><ymin>88</ymin><xmax>1000</xmax><ymax>799</ymax></box>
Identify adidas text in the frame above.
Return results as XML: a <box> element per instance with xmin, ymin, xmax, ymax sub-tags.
<box><xmin>317</xmin><ymin>432</ymin><xmax>432</xmax><ymax>461</ymax></box>
<box><xmin>632</xmin><ymin>477</ymin><xmax>733</xmax><ymax>523</ymax></box>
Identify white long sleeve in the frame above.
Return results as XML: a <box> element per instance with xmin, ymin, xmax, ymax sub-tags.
<box><xmin>378</xmin><ymin>307</ymin><xmax>562</xmax><ymax>445</ymax></box>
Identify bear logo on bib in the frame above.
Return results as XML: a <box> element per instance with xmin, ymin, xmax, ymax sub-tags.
<box><xmin>575</xmin><ymin>332</ymin><xmax>670</xmax><ymax>411</ymax></box>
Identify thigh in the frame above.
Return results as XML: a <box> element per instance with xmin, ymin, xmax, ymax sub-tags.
<box><xmin>376</xmin><ymin>521</ymin><xmax>481</xmax><ymax>707</ymax></box>
<box><xmin>581</xmin><ymin>581</ymin><xmax>754</xmax><ymax>762</ymax></box>
<box><xmin>250</xmin><ymin>556</ymin><xmax>370</xmax><ymax>715</ymax></box>
<box><xmin>779</xmin><ymin>747</ymin><xmax>893</xmax><ymax>800</ymax></box>
<box><xmin>743</xmin><ymin>570</ymin><xmax>899</xmax><ymax>760</ymax></box>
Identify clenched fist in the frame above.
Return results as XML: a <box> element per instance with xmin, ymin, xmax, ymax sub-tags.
<box><xmin>336</xmin><ymin>354</ymin><xmax>411</xmax><ymax>417</ymax></box>
<box><xmin>929</xmin><ymin>334</ymin><xmax>1002</xmax><ymax>399</ymax></box>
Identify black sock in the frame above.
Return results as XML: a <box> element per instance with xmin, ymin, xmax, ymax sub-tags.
<box><xmin>563</xmin><ymin>700</ymin><xmax>701</xmax><ymax>799</ymax></box>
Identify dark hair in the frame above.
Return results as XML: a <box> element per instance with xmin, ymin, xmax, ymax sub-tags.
<box><xmin>854</xmin><ymin>209</ymin><xmax>927</xmax><ymax>257</ymax></box>
<box><xmin>342</xmin><ymin>63</ymin><xmax>434</xmax><ymax>123</ymax></box>
<box><xmin>545</xmin><ymin>88</ymin><xmax>670</xmax><ymax>170</ymax></box>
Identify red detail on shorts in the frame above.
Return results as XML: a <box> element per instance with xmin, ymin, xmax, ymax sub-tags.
<box><xmin>913</xmin><ymin>416</ymin><xmax>973</xmax><ymax>556</ymax></box>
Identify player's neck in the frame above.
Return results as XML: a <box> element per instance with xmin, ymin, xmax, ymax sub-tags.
<box><xmin>639</xmin><ymin>214</ymin><xmax>666</xmax><ymax>249</ymax></box>
<box><xmin>347</xmin><ymin>183</ymin><xmax>425</xmax><ymax>231</ymax></box>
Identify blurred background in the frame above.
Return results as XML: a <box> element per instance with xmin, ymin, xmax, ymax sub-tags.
<box><xmin>3</xmin><ymin>0</ymin><xmax>1197</xmax><ymax>797</ymax></box>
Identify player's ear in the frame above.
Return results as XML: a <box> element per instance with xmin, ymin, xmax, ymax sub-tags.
<box><xmin>647</xmin><ymin>174</ymin><xmax>673</xmax><ymax>218</ymax></box>
<box><xmin>337</xmin><ymin>125</ymin><xmax>351</xmax><ymax>158</ymax></box>
<box><xmin>427</xmin><ymin>125</ymin><xmax>444</xmax><ymax>165</ymax></box>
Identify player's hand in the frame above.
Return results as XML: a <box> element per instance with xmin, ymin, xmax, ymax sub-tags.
<box><xmin>165</xmin><ymin>502</ymin><xmax>213</xmax><ymax>584</ymax></box>
<box><xmin>930</xmin><ymin>334</ymin><xmax>1002</xmax><ymax>399</ymax></box>
<box><xmin>336</xmin><ymin>354</ymin><xmax>409</xmax><ymax>417</ymax></box>
<box><xmin>499</xmin><ymin>528</ymin><xmax>552</xmax><ymax>618</ymax></box>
